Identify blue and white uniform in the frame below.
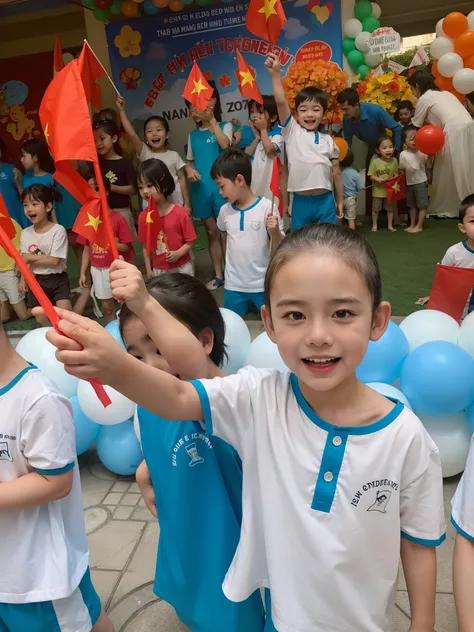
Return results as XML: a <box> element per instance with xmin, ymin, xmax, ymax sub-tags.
<box><xmin>191</xmin><ymin>367</ymin><xmax>446</xmax><ymax>632</ymax></box>
<box><xmin>452</xmin><ymin>435</ymin><xmax>474</xmax><ymax>541</ymax></box>
<box><xmin>251</xmin><ymin>127</ymin><xmax>284</xmax><ymax>203</ymax></box>
<box><xmin>137</xmin><ymin>408</ymin><xmax>265</xmax><ymax>632</ymax></box>
<box><xmin>217</xmin><ymin>197</ymin><xmax>283</xmax><ymax>316</ymax></box>
<box><xmin>186</xmin><ymin>123</ymin><xmax>233</xmax><ymax>219</ymax></box>
<box><xmin>281</xmin><ymin>116</ymin><xmax>339</xmax><ymax>230</ymax></box>
<box><xmin>0</xmin><ymin>366</ymin><xmax>101</xmax><ymax>632</ymax></box>
<box><xmin>0</xmin><ymin>163</ymin><xmax>23</xmax><ymax>227</ymax></box>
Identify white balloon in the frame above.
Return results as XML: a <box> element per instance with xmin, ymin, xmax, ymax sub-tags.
<box><xmin>364</xmin><ymin>51</ymin><xmax>382</xmax><ymax>68</ymax></box>
<box><xmin>453</xmin><ymin>68</ymin><xmax>474</xmax><ymax>95</ymax></box>
<box><xmin>219</xmin><ymin>308</ymin><xmax>251</xmax><ymax>374</ymax></box>
<box><xmin>430</xmin><ymin>36</ymin><xmax>454</xmax><ymax>60</ymax></box>
<box><xmin>458</xmin><ymin>311</ymin><xmax>474</xmax><ymax>359</ymax></box>
<box><xmin>246</xmin><ymin>332</ymin><xmax>289</xmax><ymax>372</ymax></box>
<box><xmin>435</xmin><ymin>18</ymin><xmax>445</xmax><ymax>37</ymax></box>
<box><xmin>367</xmin><ymin>382</ymin><xmax>413</xmax><ymax>410</ymax></box>
<box><xmin>16</xmin><ymin>327</ymin><xmax>79</xmax><ymax>397</ymax></box>
<box><xmin>420</xmin><ymin>413</ymin><xmax>471</xmax><ymax>478</ymax></box>
<box><xmin>399</xmin><ymin>310</ymin><xmax>459</xmax><ymax>351</ymax></box>
<box><xmin>62</xmin><ymin>52</ymin><xmax>74</xmax><ymax>65</ymax></box>
<box><xmin>370</xmin><ymin>2</ymin><xmax>381</xmax><ymax>19</ymax></box>
<box><xmin>77</xmin><ymin>380</ymin><xmax>135</xmax><ymax>425</ymax></box>
<box><xmin>344</xmin><ymin>18</ymin><xmax>363</xmax><ymax>39</ymax></box>
<box><xmin>133</xmin><ymin>406</ymin><xmax>141</xmax><ymax>443</ymax></box>
<box><xmin>438</xmin><ymin>52</ymin><xmax>464</xmax><ymax>78</ymax></box>
<box><xmin>468</xmin><ymin>10</ymin><xmax>474</xmax><ymax>31</ymax></box>
<box><xmin>355</xmin><ymin>31</ymin><xmax>371</xmax><ymax>53</ymax></box>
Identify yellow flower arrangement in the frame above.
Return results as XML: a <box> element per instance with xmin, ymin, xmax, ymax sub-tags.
<box><xmin>282</xmin><ymin>60</ymin><xmax>349</xmax><ymax>124</ymax></box>
<box><xmin>356</xmin><ymin>71</ymin><xmax>413</xmax><ymax>115</ymax></box>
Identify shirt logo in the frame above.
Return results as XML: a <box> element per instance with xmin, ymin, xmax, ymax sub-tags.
<box><xmin>186</xmin><ymin>442</ymin><xmax>204</xmax><ymax>467</ymax></box>
<box><xmin>0</xmin><ymin>173</ymin><xmax>7</xmax><ymax>180</ymax></box>
<box><xmin>351</xmin><ymin>478</ymin><xmax>399</xmax><ymax>509</ymax></box>
<box><xmin>251</xmin><ymin>220</ymin><xmax>261</xmax><ymax>231</ymax></box>
<box><xmin>367</xmin><ymin>489</ymin><xmax>392</xmax><ymax>514</ymax></box>
<box><xmin>0</xmin><ymin>441</ymin><xmax>13</xmax><ymax>462</ymax></box>
<box><xmin>172</xmin><ymin>431</ymin><xmax>211</xmax><ymax>467</ymax></box>
<box><xmin>105</xmin><ymin>170</ymin><xmax>118</xmax><ymax>185</ymax></box>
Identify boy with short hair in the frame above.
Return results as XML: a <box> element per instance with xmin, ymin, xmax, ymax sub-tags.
<box><xmin>399</xmin><ymin>124</ymin><xmax>428</xmax><ymax>233</ymax></box>
<box><xmin>211</xmin><ymin>149</ymin><xmax>284</xmax><ymax>316</ymax></box>
<box><xmin>339</xmin><ymin>150</ymin><xmax>363</xmax><ymax>231</ymax></box>
<box><xmin>0</xmin><ymin>319</ymin><xmax>113</xmax><ymax>632</ymax></box>
<box><xmin>265</xmin><ymin>52</ymin><xmax>343</xmax><ymax>231</ymax></box>
<box><xmin>397</xmin><ymin>100</ymin><xmax>415</xmax><ymax>127</ymax></box>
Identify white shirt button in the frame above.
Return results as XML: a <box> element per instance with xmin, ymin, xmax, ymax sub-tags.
<box><xmin>332</xmin><ymin>436</ymin><xmax>342</xmax><ymax>447</ymax></box>
<box><xmin>323</xmin><ymin>471</ymin><xmax>333</xmax><ymax>483</ymax></box>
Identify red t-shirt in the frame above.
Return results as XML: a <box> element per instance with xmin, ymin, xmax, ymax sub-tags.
<box><xmin>77</xmin><ymin>210</ymin><xmax>134</xmax><ymax>268</ymax></box>
<box><xmin>138</xmin><ymin>204</ymin><xmax>197</xmax><ymax>270</ymax></box>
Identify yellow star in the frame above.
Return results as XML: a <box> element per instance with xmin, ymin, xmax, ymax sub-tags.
<box><xmin>192</xmin><ymin>78</ymin><xmax>208</xmax><ymax>96</ymax></box>
<box><xmin>84</xmin><ymin>212</ymin><xmax>102</xmax><ymax>232</ymax></box>
<box><xmin>146</xmin><ymin>211</ymin><xmax>154</xmax><ymax>224</ymax></box>
<box><xmin>258</xmin><ymin>0</ymin><xmax>277</xmax><ymax>20</ymax></box>
<box><xmin>239</xmin><ymin>69</ymin><xmax>255</xmax><ymax>88</ymax></box>
<box><xmin>44</xmin><ymin>123</ymin><xmax>50</xmax><ymax>146</ymax></box>
<box><xmin>392</xmin><ymin>182</ymin><xmax>401</xmax><ymax>193</ymax></box>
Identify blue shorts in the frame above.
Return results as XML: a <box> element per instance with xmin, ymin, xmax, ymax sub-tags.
<box><xmin>264</xmin><ymin>590</ymin><xmax>277</xmax><ymax>632</ymax></box>
<box><xmin>224</xmin><ymin>289</ymin><xmax>265</xmax><ymax>316</ymax></box>
<box><xmin>0</xmin><ymin>568</ymin><xmax>101</xmax><ymax>632</ymax></box>
<box><xmin>291</xmin><ymin>191</ymin><xmax>336</xmax><ymax>231</ymax></box>
<box><xmin>190</xmin><ymin>182</ymin><xmax>226</xmax><ymax>220</ymax></box>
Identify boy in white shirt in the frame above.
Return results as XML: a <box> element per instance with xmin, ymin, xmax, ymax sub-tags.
<box><xmin>399</xmin><ymin>125</ymin><xmax>429</xmax><ymax>233</ymax></box>
<box><xmin>0</xmin><ymin>319</ymin><xmax>113</xmax><ymax>632</ymax></box>
<box><xmin>211</xmin><ymin>149</ymin><xmax>284</xmax><ymax>316</ymax></box>
<box><xmin>265</xmin><ymin>52</ymin><xmax>343</xmax><ymax>231</ymax></box>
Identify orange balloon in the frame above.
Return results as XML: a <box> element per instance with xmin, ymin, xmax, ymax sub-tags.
<box><xmin>465</xmin><ymin>54</ymin><xmax>474</xmax><ymax>70</ymax></box>
<box><xmin>152</xmin><ymin>0</ymin><xmax>168</xmax><ymax>6</ymax></box>
<box><xmin>454</xmin><ymin>31</ymin><xmax>474</xmax><ymax>59</ymax></box>
<box><xmin>169</xmin><ymin>0</ymin><xmax>183</xmax><ymax>10</ymax></box>
<box><xmin>334</xmin><ymin>137</ymin><xmax>349</xmax><ymax>162</ymax></box>
<box><xmin>443</xmin><ymin>12</ymin><xmax>468</xmax><ymax>39</ymax></box>
<box><xmin>432</xmin><ymin>61</ymin><xmax>440</xmax><ymax>78</ymax></box>
<box><xmin>435</xmin><ymin>75</ymin><xmax>453</xmax><ymax>91</ymax></box>
<box><xmin>122</xmin><ymin>0</ymin><xmax>139</xmax><ymax>16</ymax></box>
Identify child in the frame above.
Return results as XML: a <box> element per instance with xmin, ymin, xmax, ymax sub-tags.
<box><xmin>397</xmin><ymin>100</ymin><xmax>415</xmax><ymax>127</ymax></box>
<box><xmin>211</xmin><ymin>149</ymin><xmax>283</xmax><ymax>316</ymax></box>
<box><xmin>0</xmin><ymin>318</ymin><xmax>114</xmax><ymax>632</ymax></box>
<box><xmin>265</xmin><ymin>52</ymin><xmax>343</xmax><ymax>230</ymax></box>
<box><xmin>0</xmin><ymin>217</ymin><xmax>31</xmax><ymax>323</ymax></box>
<box><xmin>47</xmin><ymin>223</ymin><xmax>446</xmax><ymax>632</ymax></box>
<box><xmin>77</xmin><ymin>174</ymin><xmax>134</xmax><ymax>322</ymax></box>
<box><xmin>340</xmin><ymin>149</ymin><xmax>363</xmax><ymax>231</ymax></box>
<box><xmin>115</xmin><ymin>265</ymin><xmax>265</xmax><ymax>632</ymax></box>
<box><xmin>0</xmin><ymin>138</ymin><xmax>23</xmax><ymax>226</ymax></box>
<box><xmin>399</xmin><ymin>125</ymin><xmax>428</xmax><ymax>233</ymax></box>
<box><xmin>185</xmin><ymin>80</ymin><xmax>232</xmax><ymax>290</ymax></box>
<box><xmin>93</xmin><ymin>120</ymin><xmax>137</xmax><ymax>238</ymax></box>
<box><xmin>116</xmin><ymin>96</ymin><xmax>191</xmax><ymax>213</ymax></box>
<box><xmin>137</xmin><ymin>159</ymin><xmax>196</xmax><ymax>279</ymax></box>
<box><xmin>368</xmin><ymin>135</ymin><xmax>399</xmax><ymax>232</ymax></box>
<box><xmin>19</xmin><ymin>184</ymin><xmax>71</xmax><ymax>327</ymax></box>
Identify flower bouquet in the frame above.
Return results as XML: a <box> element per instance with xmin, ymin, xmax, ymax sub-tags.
<box><xmin>355</xmin><ymin>71</ymin><xmax>413</xmax><ymax>115</ymax></box>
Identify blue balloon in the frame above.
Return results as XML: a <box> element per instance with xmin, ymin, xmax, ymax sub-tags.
<box><xmin>70</xmin><ymin>395</ymin><xmax>100</xmax><ymax>456</ymax></box>
<box><xmin>105</xmin><ymin>319</ymin><xmax>126</xmax><ymax>350</ymax></box>
<box><xmin>356</xmin><ymin>321</ymin><xmax>409</xmax><ymax>384</ymax></box>
<box><xmin>1</xmin><ymin>80</ymin><xmax>28</xmax><ymax>105</ymax></box>
<box><xmin>144</xmin><ymin>0</ymin><xmax>160</xmax><ymax>14</ymax></box>
<box><xmin>401</xmin><ymin>342</ymin><xmax>474</xmax><ymax>416</ymax></box>
<box><xmin>466</xmin><ymin>402</ymin><xmax>474</xmax><ymax>433</ymax></box>
<box><xmin>97</xmin><ymin>420</ymin><xmax>143</xmax><ymax>476</ymax></box>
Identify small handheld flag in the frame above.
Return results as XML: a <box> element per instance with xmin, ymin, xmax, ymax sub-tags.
<box><xmin>236</xmin><ymin>51</ymin><xmax>263</xmax><ymax>104</ymax></box>
<box><xmin>182</xmin><ymin>62</ymin><xmax>212</xmax><ymax>112</ymax></box>
<box><xmin>385</xmin><ymin>174</ymin><xmax>407</xmax><ymax>204</ymax></box>
<box><xmin>245</xmin><ymin>0</ymin><xmax>287</xmax><ymax>45</ymax></box>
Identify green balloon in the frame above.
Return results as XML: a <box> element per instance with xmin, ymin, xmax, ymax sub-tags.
<box><xmin>342</xmin><ymin>38</ymin><xmax>356</xmax><ymax>56</ymax></box>
<box><xmin>347</xmin><ymin>49</ymin><xmax>365</xmax><ymax>70</ymax></box>
<box><xmin>93</xmin><ymin>8</ymin><xmax>109</xmax><ymax>21</ymax></box>
<box><xmin>354</xmin><ymin>0</ymin><xmax>372</xmax><ymax>22</ymax></box>
<box><xmin>195</xmin><ymin>0</ymin><xmax>211</xmax><ymax>4</ymax></box>
<box><xmin>109</xmin><ymin>0</ymin><xmax>123</xmax><ymax>15</ymax></box>
<box><xmin>362</xmin><ymin>16</ymin><xmax>380</xmax><ymax>32</ymax></box>
<box><xmin>356</xmin><ymin>64</ymin><xmax>372</xmax><ymax>80</ymax></box>
<box><xmin>82</xmin><ymin>0</ymin><xmax>95</xmax><ymax>7</ymax></box>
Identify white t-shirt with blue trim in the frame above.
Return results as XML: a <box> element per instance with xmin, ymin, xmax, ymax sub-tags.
<box><xmin>281</xmin><ymin>115</ymin><xmax>339</xmax><ymax>193</ymax></box>
<box><xmin>251</xmin><ymin>127</ymin><xmax>284</xmax><ymax>202</ymax></box>
<box><xmin>0</xmin><ymin>367</ymin><xmax>89</xmax><ymax>604</ymax></box>
<box><xmin>191</xmin><ymin>367</ymin><xmax>445</xmax><ymax>632</ymax></box>
<box><xmin>217</xmin><ymin>197</ymin><xmax>284</xmax><ymax>293</ymax></box>
<box><xmin>452</xmin><ymin>435</ymin><xmax>474</xmax><ymax>541</ymax></box>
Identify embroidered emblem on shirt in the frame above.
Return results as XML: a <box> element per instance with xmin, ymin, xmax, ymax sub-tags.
<box><xmin>367</xmin><ymin>489</ymin><xmax>392</xmax><ymax>514</ymax></box>
<box><xmin>251</xmin><ymin>220</ymin><xmax>261</xmax><ymax>231</ymax></box>
<box><xmin>0</xmin><ymin>441</ymin><xmax>13</xmax><ymax>462</ymax></box>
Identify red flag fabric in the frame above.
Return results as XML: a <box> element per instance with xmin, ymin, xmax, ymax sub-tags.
<box><xmin>53</xmin><ymin>162</ymin><xmax>97</xmax><ymax>207</ymax></box>
<box><xmin>236</xmin><ymin>51</ymin><xmax>263</xmax><ymax>104</ymax></box>
<box><xmin>269</xmin><ymin>156</ymin><xmax>283</xmax><ymax>218</ymax></box>
<box><xmin>246</xmin><ymin>0</ymin><xmax>287</xmax><ymax>45</ymax></box>
<box><xmin>53</xmin><ymin>34</ymin><xmax>65</xmax><ymax>76</ymax></box>
<box><xmin>428</xmin><ymin>264</ymin><xmax>474</xmax><ymax>323</ymax></box>
<box><xmin>77</xmin><ymin>42</ymin><xmax>106</xmax><ymax>111</ymax></box>
<box><xmin>182</xmin><ymin>62</ymin><xmax>212</xmax><ymax>112</ymax></box>
<box><xmin>384</xmin><ymin>173</ymin><xmax>407</xmax><ymax>203</ymax></box>
<box><xmin>0</xmin><ymin>192</ymin><xmax>18</xmax><ymax>240</ymax></box>
<box><xmin>145</xmin><ymin>197</ymin><xmax>167</xmax><ymax>254</ymax></box>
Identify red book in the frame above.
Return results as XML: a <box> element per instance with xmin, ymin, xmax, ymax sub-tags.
<box><xmin>182</xmin><ymin>61</ymin><xmax>212</xmax><ymax>112</ymax></box>
<box><xmin>245</xmin><ymin>0</ymin><xmax>287</xmax><ymax>45</ymax></box>
<box><xmin>236</xmin><ymin>50</ymin><xmax>263</xmax><ymax>104</ymax></box>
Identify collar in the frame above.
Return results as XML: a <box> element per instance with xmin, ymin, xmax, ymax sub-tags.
<box><xmin>462</xmin><ymin>241</ymin><xmax>474</xmax><ymax>254</ymax></box>
<box><xmin>231</xmin><ymin>197</ymin><xmax>261</xmax><ymax>212</ymax></box>
<box><xmin>358</xmin><ymin>103</ymin><xmax>369</xmax><ymax>121</ymax></box>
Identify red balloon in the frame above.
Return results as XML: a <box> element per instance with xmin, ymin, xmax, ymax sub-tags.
<box><xmin>95</xmin><ymin>0</ymin><xmax>112</xmax><ymax>8</ymax></box>
<box><xmin>415</xmin><ymin>125</ymin><xmax>445</xmax><ymax>155</ymax></box>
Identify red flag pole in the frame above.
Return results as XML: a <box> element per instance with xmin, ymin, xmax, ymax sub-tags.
<box><xmin>0</xmin><ymin>225</ymin><xmax>111</xmax><ymax>407</ymax></box>
<box><xmin>93</xmin><ymin>161</ymin><xmax>120</xmax><ymax>261</ymax></box>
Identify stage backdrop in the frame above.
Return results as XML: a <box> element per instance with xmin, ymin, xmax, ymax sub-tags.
<box><xmin>106</xmin><ymin>0</ymin><xmax>342</xmax><ymax>155</ymax></box>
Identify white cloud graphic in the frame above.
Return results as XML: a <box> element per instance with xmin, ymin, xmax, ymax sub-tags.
<box><xmin>283</xmin><ymin>17</ymin><xmax>309</xmax><ymax>40</ymax></box>
<box><xmin>294</xmin><ymin>0</ymin><xmax>308</xmax><ymax>6</ymax></box>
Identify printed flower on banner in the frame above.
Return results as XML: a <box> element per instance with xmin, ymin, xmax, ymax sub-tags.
<box><xmin>219</xmin><ymin>74</ymin><xmax>232</xmax><ymax>89</ymax></box>
<box><xmin>115</xmin><ymin>26</ymin><xmax>142</xmax><ymax>59</ymax></box>
<box><xmin>119</xmin><ymin>67</ymin><xmax>142</xmax><ymax>91</ymax></box>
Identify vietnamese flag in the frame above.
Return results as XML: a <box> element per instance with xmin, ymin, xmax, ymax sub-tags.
<box><xmin>385</xmin><ymin>173</ymin><xmax>407</xmax><ymax>204</ymax></box>
<box><xmin>246</xmin><ymin>0</ymin><xmax>287</xmax><ymax>45</ymax></box>
<box><xmin>78</xmin><ymin>41</ymin><xmax>106</xmax><ymax>111</ymax></box>
<box><xmin>182</xmin><ymin>61</ymin><xmax>212</xmax><ymax>112</ymax></box>
<box><xmin>236</xmin><ymin>50</ymin><xmax>263</xmax><ymax>104</ymax></box>
<box><xmin>145</xmin><ymin>197</ymin><xmax>167</xmax><ymax>254</ymax></box>
<box><xmin>0</xmin><ymin>192</ymin><xmax>17</xmax><ymax>240</ymax></box>
<box><xmin>269</xmin><ymin>156</ymin><xmax>283</xmax><ymax>218</ymax></box>
<box><xmin>53</xmin><ymin>34</ymin><xmax>65</xmax><ymax>77</ymax></box>
<box><xmin>428</xmin><ymin>264</ymin><xmax>474</xmax><ymax>323</ymax></box>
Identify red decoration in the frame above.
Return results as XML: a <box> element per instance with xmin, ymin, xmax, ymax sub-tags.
<box><xmin>269</xmin><ymin>156</ymin><xmax>283</xmax><ymax>218</ymax></box>
<box><xmin>415</xmin><ymin>125</ymin><xmax>445</xmax><ymax>155</ymax></box>
<box><xmin>245</xmin><ymin>0</ymin><xmax>287</xmax><ymax>45</ymax></box>
<box><xmin>53</xmin><ymin>34</ymin><xmax>65</xmax><ymax>77</ymax></box>
<box><xmin>236</xmin><ymin>50</ymin><xmax>263</xmax><ymax>104</ymax></box>
<box><xmin>182</xmin><ymin>61</ymin><xmax>212</xmax><ymax>112</ymax></box>
<box><xmin>384</xmin><ymin>174</ymin><xmax>407</xmax><ymax>204</ymax></box>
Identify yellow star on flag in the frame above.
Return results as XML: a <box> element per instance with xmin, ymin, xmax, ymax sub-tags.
<box><xmin>44</xmin><ymin>123</ymin><xmax>50</xmax><ymax>146</ymax></box>
<box><xmin>239</xmin><ymin>69</ymin><xmax>255</xmax><ymax>88</ymax></box>
<box><xmin>84</xmin><ymin>212</ymin><xmax>102</xmax><ymax>232</ymax></box>
<box><xmin>392</xmin><ymin>182</ymin><xmax>401</xmax><ymax>193</ymax></box>
<box><xmin>258</xmin><ymin>0</ymin><xmax>277</xmax><ymax>20</ymax></box>
<box><xmin>192</xmin><ymin>78</ymin><xmax>208</xmax><ymax>96</ymax></box>
<box><xmin>146</xmin><ymin>211</ymin><xmax>154</xmax><ymax>223</ymax></box>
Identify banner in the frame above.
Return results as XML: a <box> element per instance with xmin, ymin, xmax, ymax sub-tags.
<box><xmin>106</xmin><ymin>0</ymin><xmax>342</xmax><ymax>155</ymax></box>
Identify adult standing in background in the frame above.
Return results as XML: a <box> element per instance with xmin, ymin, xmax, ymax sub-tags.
<box><xmin>409</xmin><ymin>71</ymin><xmax>474</xmax><ymax>219</ymax></box>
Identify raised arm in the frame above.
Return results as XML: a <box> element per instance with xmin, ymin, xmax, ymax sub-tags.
<box><xmin>116</xmin><ymin>95</ymin><xmax>144</xmax><ymax>156</ymax></box>
<box><xmin>265</xmin><ymin>53</ymin><xmax>291</xmax><ymax>125</ymax></box>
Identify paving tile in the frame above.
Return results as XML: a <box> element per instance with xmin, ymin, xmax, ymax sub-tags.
<box><xmin>392</xmin><ymin>604</ymin><xmax>411</xmax><ymax>632</ymax></box>
<box><xmin>131</xmin><ymin>505</ymin><xmax>158</xmax><ymax>522</ymax></box>
<box><xmin>85</xmin><ymin>506</ymin><xmax>109</xmax><ymax>534</ymax></box>
<box><xmin>103</xmin><ymin>492</ymin><xmax>123</xmax><ymax>506</ymax></box>
<box><xmin>397</xmin><ymin>590</ymin><xmax>457</xmax><ymax>632</ymax></box>
<box><xmin>112</xmin><ymin>481</ymin><xmax>131</xmax><ymax>493</ymax></box>
<box><xmin>114</xmin><ymin>506</ymin><xmax>134</xmax><ymax>520</ymax></box>
<box><xmin>108</xmin><ymin>583</ymin><xmax>157</xmax><ymax>631</ymax></box>
<box><xmin>90</xmin><ymin>569</ymin><xmax>120</xmax><ymax>608</ymax></box>
<box><xmin>122</xmin><ymin>493</ymin><xmax>141</xmax><ymax>506</ymax></box>
<box><xmin>122</xmin><ymin>598</ymin><xmax>181</xmax><ymax>631</ymax></box>
<box><xmin>89</xmin><ymin>521</ymin><xmax>145</xmax><ymax>571</ymax></box>
<box><xmin>89</xmin><ymin>462</ymin><xmax>119</xmax><ymax>481</ymax></box>
<box><xmin>128</xmin><ymin>483</ymin><xmax>140</xmax><ymax>493</ymax></box>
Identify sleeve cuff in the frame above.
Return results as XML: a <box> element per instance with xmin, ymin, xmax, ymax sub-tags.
<box><xmin>281</xmin><ymin>114</ymin><xmax>292</xmax><ymax>128</ymax></box>
<box><xmin>451</xmin><ymin>515</ymin><xmax>474</xmax><ymax>543</ymax></box>
<box><xmin>189</xmin><ymin>380</ymin><xmax>213</xmax><ymax>435</ymax></box>
<box><xmin>36</xmin><ymin>461</ymin><xmax>75</xmax><ymax>476</ymax></box>
<box><xmin>401</xmin><ymin>530</ymin><xmax>446</xmax><ymax>547</ymax></box>
<box><xmin>217</xmin><ymin>226</ymin><xmax>226</xmax><ymax>233</ymax></box>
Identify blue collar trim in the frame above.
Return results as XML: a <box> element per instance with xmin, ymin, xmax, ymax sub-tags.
<box><xmin>232</xmin><ymin>197</ymin><xmax>262</xmax><ymax>212</ymax></box>
<box><xmin>0</xmin><ymin>365</ymin><xmax>36</xmax><ymax>396</ymax></box>
<box><xmin>462</xmin><ymin>241</ymin><xmax>474</xmax><ymax>254</ymax></box>
<box><xmin>290</xmin><ymin>373</ymin><xmax>403</xmax><ymax>435</ymax></box>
